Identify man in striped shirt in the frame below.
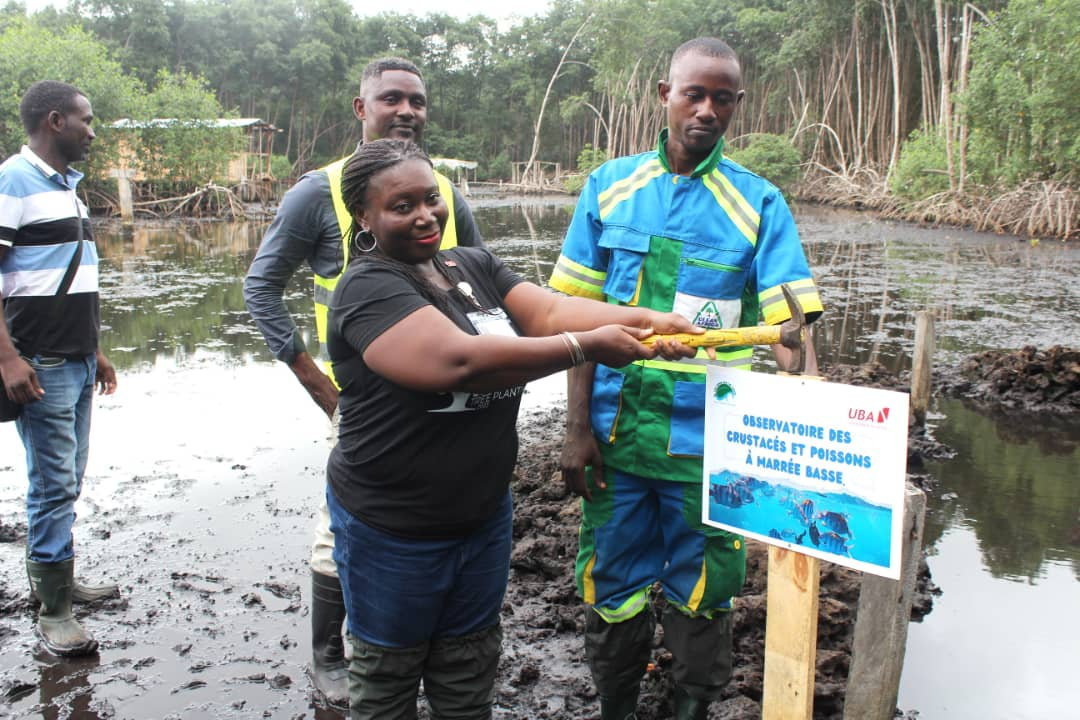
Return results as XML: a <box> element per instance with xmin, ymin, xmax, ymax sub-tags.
<box><xmin>0</xmin><ymin>81</ymin><xmax>118</xmax><ymax>657</ymax></box>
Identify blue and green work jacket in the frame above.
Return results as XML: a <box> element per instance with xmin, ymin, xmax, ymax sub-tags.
<box><xmin>550</xmin><ymin>130</ymin><xmax>823</xmax><ymax>484</ymax></box>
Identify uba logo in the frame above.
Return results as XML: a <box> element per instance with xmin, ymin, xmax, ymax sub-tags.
<box><xmin>848</xmin><ymin>407</ymin><xmax>891</xmax><ymax>423</ymax></box>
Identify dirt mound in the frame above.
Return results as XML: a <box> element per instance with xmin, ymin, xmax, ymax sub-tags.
<box><xmin>823</xmin><ymin>361</ymin><xmax>908</xmax><ymax>391</ymax></box>
<box><xmin>937</xmin><ymin>345</ymin><xmax>1080</xmax><ymax>415</ymax></box>
<box><xmin>822</xmin><ymin>362</ymin><xmax>953</xmax><ymax>492</ymax></box>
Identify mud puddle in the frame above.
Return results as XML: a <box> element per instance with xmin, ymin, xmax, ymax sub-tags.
<box><xmin>1</xmin><ymin>358</ymin><xmax>940</xmax><ymax>720</ymax></box>
<box><xmin>0</xmin><ymin>362</ymin><xmax>340</xmax><ymax>719</ymax></box>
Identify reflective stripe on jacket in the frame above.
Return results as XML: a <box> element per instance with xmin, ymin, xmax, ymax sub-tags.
<box><xmin>551</xmin><ymin>130</ymin><xmax>822</xmax><ymax>484</ymax></box>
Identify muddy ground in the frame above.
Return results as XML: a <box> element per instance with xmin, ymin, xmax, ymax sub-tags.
<box><xmin>3</xmin><ymin>349</ymin><xmax>1073</xmax><ymax>719</ymax></box>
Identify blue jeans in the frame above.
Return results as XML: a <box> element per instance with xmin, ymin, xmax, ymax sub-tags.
<box><xmin>327</xmin><ymin>486</ymin><xmax>512</xmax><ymax>649</ymax></box>
<box><xmin>16</xmin><ymin>353</ymin><xmax>96</xmax><ymax>564</ymax></box>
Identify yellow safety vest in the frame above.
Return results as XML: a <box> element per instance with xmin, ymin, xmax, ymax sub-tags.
<box><xmin>312</xmin><ymin>157</ymin><xmax>459</xmax><ymax>382</ymax></box>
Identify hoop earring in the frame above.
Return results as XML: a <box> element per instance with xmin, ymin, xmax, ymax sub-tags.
<box><xmin>355</xmin><ymin>230</ymin><xmax>377</xmax><ymax>253</ymax></box>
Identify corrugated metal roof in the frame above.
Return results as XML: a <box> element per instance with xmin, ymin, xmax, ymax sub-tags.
<box><xmin>431</xmin><ymin>157</ymin><xmax>478</xmax><ymax>170</ymax></box>
<box><xmin>110</xmin><ymin>118</ymin><xmax>277</xmax><ymax>130</ymax></box>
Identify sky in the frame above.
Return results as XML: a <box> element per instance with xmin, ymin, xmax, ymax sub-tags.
<box><xmin>23</xmin><ymin>0</ymin><xmax>555</xmax><ymax>24</ymax></box>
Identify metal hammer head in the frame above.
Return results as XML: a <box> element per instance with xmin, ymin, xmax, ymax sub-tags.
<box><xmin>778</xmin><ymin>283</ymin><xmax>808</xmax><ymax>373</ymax></box>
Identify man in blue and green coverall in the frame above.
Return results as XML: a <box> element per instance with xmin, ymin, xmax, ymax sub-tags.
<box><xmin>550</xmin><ymin>37</ymin><xmax>823</xmax><ymax>720</ymax></box>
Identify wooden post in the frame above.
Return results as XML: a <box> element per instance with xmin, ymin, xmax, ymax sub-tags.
<box><xmin>110</xmin><ymin>169</ymin><xmax>135</xmax><ymax>223</ymax></box>
<box><xmin>910</xmin><ymin>311</ymin><xmax>934</xmax><ymax>425</ymax></box>
<box><xmin>843</xmin><ymin>484</ymin><xmax>927</xmax><ymax>720</ymax></box>
<box><xmin>763</xmin><ymin>547</ymin><xmax>820</xmax><ymax>720</ymax></box>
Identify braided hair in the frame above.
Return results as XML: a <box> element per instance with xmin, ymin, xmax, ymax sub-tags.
<box><xmin>340</xmin><ymin>139</ymin><xmax>454</xmax><ymax>313</ymax></box>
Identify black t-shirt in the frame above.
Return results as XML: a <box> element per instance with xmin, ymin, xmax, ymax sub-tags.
<box><xmin>327</xmin><ymin>247</ymin><xmax>526</xmax><ymax>539</ymax></box>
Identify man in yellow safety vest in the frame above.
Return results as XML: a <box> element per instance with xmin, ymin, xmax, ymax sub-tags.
<box><xmin>243</xmin><ymin>57</ymin><xmax>484</xmax><ymax>708</ymax></box>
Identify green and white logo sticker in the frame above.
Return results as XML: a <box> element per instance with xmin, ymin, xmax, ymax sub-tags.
<box><xmin>693</xmin><ymin>301</ymin><xmax>724</xmax><ymax>329</ymax></box>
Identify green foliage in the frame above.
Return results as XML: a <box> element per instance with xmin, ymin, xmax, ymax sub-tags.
<box><xmin>0</xmin><ymin>18</ymin><xmax>142</xmax><ymax>169</ymax></box>
<box><xmin>726</xmin><ymin>134</ymin><xmax>802</xmax><ymax>195</ymax></box>
<box><xmin>128</xmin><ymin>70</ymin><xmax>239</xmax><ymax>183</ymax></box>
<box><xmin>575</xmin><ymin>144</ymin><xmax>607</xmax><ymax>174</ymax></box>
<box><xmin>424</xmin><ymin>121</ymin><xmax>482</xmax><ymax>164</ymax></box>
<box><xmin>5</xmin><ymin>0</ymin><xmax>1070</xmax><ymax>203</ymax></box>
<box><xmin>268</xmin><ymin>154</ymin><xmax>293</xmax><ymax>180</ymax></box>
<box><xmin>563</xmin><ymin>144</ymin><xmax>608</xmax><ymax>193</ymax></box>
<box><xmin>889</xmin><ymin>128</ymin><xmax>951</xmax><ymax>201</ymax></box>
<box><xmin>962</xmin><ymin>0</ymin><xmax>1080</xmax><ymax>183</ymax></box>
<box><xmin>483</xmin><ymin>151</ymin><xmax>511</xmax><ymax>182</ymax></box>
<box><xmin>0</xmin><ymin>19</ymin><xmax>241</xmax><ymax>190</ymax></box>
<box><xmin>562</xmin><ymin>175</ymin><xmax>587</xmax><ymax>194</ymax></box>
<box><xmin>142</xmin><ymin>69</ymin><xmax>223</xmax><ymax>119</ymax></box>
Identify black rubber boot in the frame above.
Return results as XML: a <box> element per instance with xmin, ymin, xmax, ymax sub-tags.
<box><xmin>26</xmin><ymin>558</ymin><xmax>98</xmax><ymax>657</ymax></box>
<box><xmin>310</xmin><ymin>569</ymin><xmax>349</xmax><ymax>708</ymax></box>
<box><xmin>600</xmin><ymin>691</ymin><xmax>640</xmax><ymax>720</ymax></box>
<box><xmin>661</xmin><ymin>605</ymin><xmax>733</xmax><ymax>715</ymax></box>
<box><xmin>673</xmin><ymin>685</ymin><xmax>710</xmax><ymax>720</ymax></box>
<box><xmin>423</xmin><ymin>623</ymin><xmax>502</xmax><ymax>719</ymax></box>
<box><xmin>585</xmin><ymin>609</ymin><xmax>653</xmax><ymax>720</ymax></box>
<box><xmin>348</xmin><ymin>635</ymin><xmax>428</xmax><ymax>720</ymax></box>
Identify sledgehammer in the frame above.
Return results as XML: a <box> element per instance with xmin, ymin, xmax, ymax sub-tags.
<box><xmin>641</xmin><ymin>283</ymin><xmax>808</xmax><ymax>358</ymax></box>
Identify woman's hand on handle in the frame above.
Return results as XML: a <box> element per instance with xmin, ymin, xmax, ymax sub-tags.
<box><xmin>575</xmin><ymin>325</ymin><xmax>656</xmax><ymax>367</ymax></box>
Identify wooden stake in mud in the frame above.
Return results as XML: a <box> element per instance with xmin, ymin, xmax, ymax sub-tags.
<box><xmin>763</xmin><ymin>546</ymin><xmax>820</xmax><ymax>720</ymax></box>
<box><xmin>764</xmin><ymin>358</ymin><xmax>822</xmax><ymax>720</ymax></box>
<box><xmin>911</xmin><ymin>311</ymin><xmax>935</xmax><ymax>425</ymax></box>
<box><xmin>843</xmin><ymin>484</ymin><xmax>927</xmax><ymax>720</ymax></box>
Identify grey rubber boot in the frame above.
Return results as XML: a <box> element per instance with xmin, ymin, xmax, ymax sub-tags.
<box><xmin>661</xmin><ymin>605</ymin><xmax>733</xmax><ymax>715</ymax></box>
<box><xmin>26</xmin><ymin>558</ymin><xmax>98</xmax><ymax>657</ymax></box>
<box><xmin>29</xmin><ymin>561</ymin><xmax>119</xmax><ymax>605</ymax></box>
<box><xmin>348</xmin><ymin>635</ymin><xmax>428</xmax><ymax>720</ymax></box>
<box><xmin>310</xmin><ymin>570</ymin><xmax>349</xmax><ymax>708</ymax></box>
<box><xmin>585</xmin><ymin>609</ymin><xmax>654</xmax><ymax>720</ymax></box>
<box><xmin>71</xmin><ymin>579</ymin><xmax>121</xmax><ymax>604</ymax></box>
<box><xmin>423</xmin><ymin>623</ymin><xmax>502</xmax><ymax>719</ymax></box>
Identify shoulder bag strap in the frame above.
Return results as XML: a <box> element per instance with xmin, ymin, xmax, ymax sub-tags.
<box><xmin>54</xmin><ymin>190</ymin><xmax>85</xmax><ymax>298</ymax></box>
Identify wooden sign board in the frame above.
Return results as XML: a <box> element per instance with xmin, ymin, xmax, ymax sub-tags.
<box><xmin>702</xmin><ymin>368</ymin><xmax>909</xmax><ymax>579</ymax></box>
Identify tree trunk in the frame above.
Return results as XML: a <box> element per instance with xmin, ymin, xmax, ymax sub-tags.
<box><xmin>521</xmin><ymin>15</ymin><xmax>592</xmax><ymax>186</ymax></box>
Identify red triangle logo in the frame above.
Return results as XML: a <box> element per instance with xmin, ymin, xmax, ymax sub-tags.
<box><xmin>878</xmin><ymin>408</ymin><xmax>890</xmax><ymax>423</ymax></box>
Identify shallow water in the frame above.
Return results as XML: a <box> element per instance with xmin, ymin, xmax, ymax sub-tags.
<box><xmin>0</xmin><ymin>200</ymin><xmax>1077</xmax><ymax>718</ymax></box>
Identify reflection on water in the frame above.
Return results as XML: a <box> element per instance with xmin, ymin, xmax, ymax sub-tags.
<box><xmin>9</xmin><ymin>202</ymin><xmax>1076</xmax><ymax>717</ymax></box>
<box><xmin>924</xmin><ymin>399</ymin><xmax>1080</xmax><ymax>583</ymax></box>
<box><xmin>795</xmin><ymin>208</ymin><xmax>1080</xmax><ymax>371</ymax></box>
<box><xmin>477</xmin><ymin>200</ymin><xmax>575</xmax><ymax>286</ymax></box>
<box><xmin>899</xmin><ymin>398</ymin><xmax>1080</xmax><ymax>717</ymax></box>
<box><xmin>94</xmin><ymin>205</ymin><xmax>1080</xmax><ymax>378</ymax></box>
<box><xmin>96</xmin><ymin>221</ymin><xmax>295</xmax><ymax>368</ymax></box>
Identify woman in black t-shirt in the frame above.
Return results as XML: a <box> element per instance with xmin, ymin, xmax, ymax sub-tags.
<box><xmin>326</xmin><ymin>139</ymin><xmax>696</xmax><ymax>719</ymax></box>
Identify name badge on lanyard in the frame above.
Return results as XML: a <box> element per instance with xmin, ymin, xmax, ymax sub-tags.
<box><xmin>454</xmin><ymin>280</ymin><xmax>517</xmax><ymax>337</ymax></box>
<box><xmin>467</xmin><ymin>307</ymin><xmax>517</xmax><ymax>337</ymax></box>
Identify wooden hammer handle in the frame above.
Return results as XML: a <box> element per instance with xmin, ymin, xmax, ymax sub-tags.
<box><xmin>641</xmin><ymin>326</ymin><xmax>783</xmax><ymax>348</ymax></box>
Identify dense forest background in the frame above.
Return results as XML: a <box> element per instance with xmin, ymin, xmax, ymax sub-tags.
<box><xmin>0</xmin><ymin>0</ymin><xmax>1075</xmax><ymax>236</ymax></box>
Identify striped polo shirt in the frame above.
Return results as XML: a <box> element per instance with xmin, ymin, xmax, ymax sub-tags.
<box><xmin>0</xmin><ymin>146</ymin><xmax>99</xmax><ymax>357</ymax></box>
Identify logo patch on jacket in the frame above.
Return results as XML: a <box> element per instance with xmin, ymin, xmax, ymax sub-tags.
<box><xmin>673</xmin><ymin>293</ymin><xmax>740</xmax><ymax>331</ymax></box>
<box><xmin>693</xmin><ymin>301</ymin><xmax>724</xmax><ymax>329</ymax></box>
